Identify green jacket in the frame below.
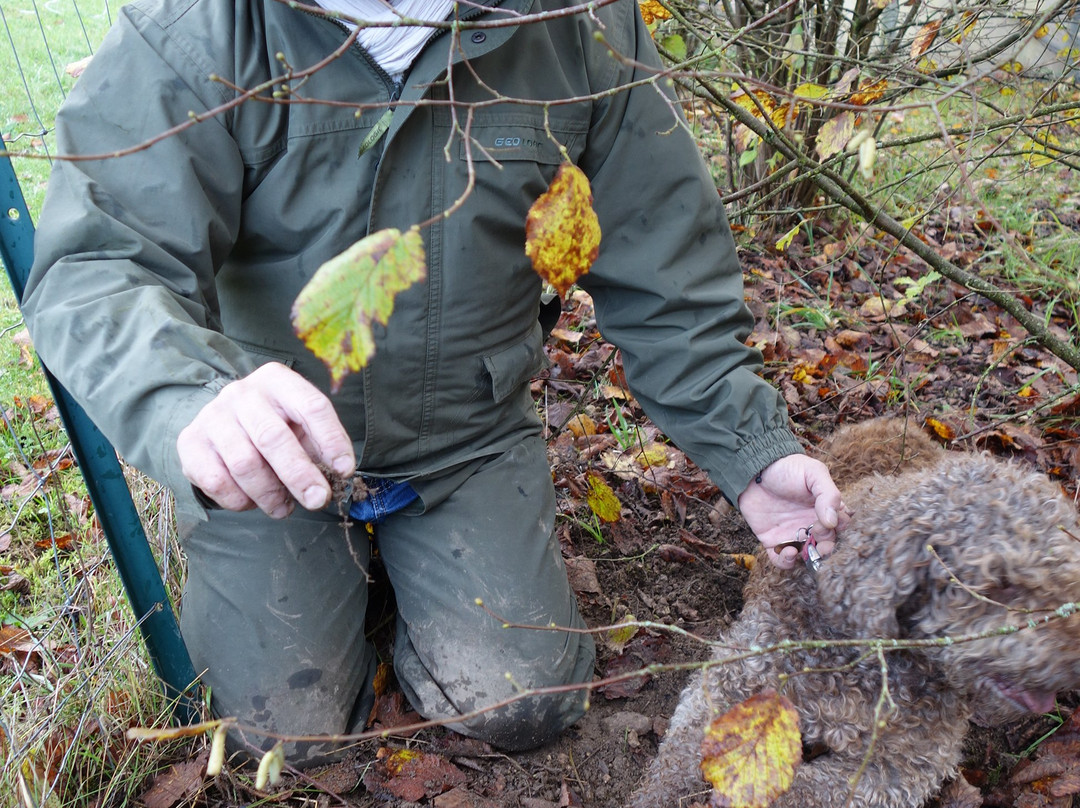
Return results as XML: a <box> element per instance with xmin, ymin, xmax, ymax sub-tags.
<box><xmin>22</xmin><ymin>0</ymin><xmax>803</xmax><ymax>517</ymax></box>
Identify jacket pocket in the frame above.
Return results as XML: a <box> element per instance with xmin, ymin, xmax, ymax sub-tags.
<box><xmin>457</xmin><ymin>113</ymin><xmax>588</xmax><ymax>165</ymax></box>
<box><xmin>231</xmin><ymin>337</ymin><xmax>296</xmax><ymax>369</ymax></box>
<box><xmin>482</xmin><ymin>322</ymin><xmax>549</xmax><ymax>404</ymax></box>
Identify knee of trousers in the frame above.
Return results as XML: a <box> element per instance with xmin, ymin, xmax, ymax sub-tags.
<box><xmin>399</xmin><ymin>630</ymin><xmax>597</xmax><ymax>753</ymax></box>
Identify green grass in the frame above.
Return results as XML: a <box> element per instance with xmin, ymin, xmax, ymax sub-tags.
<box><xmin>1</xmin><ymin>5</ymin><xmax>178</xmax><ymax>807</ymax></box>
<box><xmin>1</xmin><ymin>0</ymin><xmax>119</xmax><ymax>216</ymax></box>
<box><xmin>871</xmin><ymin>81</ymin><xmax>1080</xmax><ymax>317</ymax></box>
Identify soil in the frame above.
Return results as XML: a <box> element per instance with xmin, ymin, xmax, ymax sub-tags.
<box><xmin>294</xmin><ymin>496</ymin><xmax>758</xmax><ymax>808</ymax></box>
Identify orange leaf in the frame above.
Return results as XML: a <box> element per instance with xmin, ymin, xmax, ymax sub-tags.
<box><xmin>849</xmin><ymin>79</ymin><xmax>888</xmax><ymax>106</ymax></box>
<box><xmin>364</xmin><ymin>748</ymin><xmax>465</xmax><ymax>802</ymax></box>
<box><xmin>34</xmin><ymin>533</ymin><xmax>76</xmax><ymax>551</ymax></box>
<box><xmin>566</xmin><ymin>414</ymin><xmax>597</xmax><ymax>438</ymax></box>
<box><xmin>911</xmin><ymin>20</ymin><xmax>941</xmax><ymax>60</ymax></box>
<box><xmin>526</xmin><ymin>162</ymin><xmax>601</xmax><ymax>296</ymax></box>
<box><xmin>638</xmin><ymin>0</ymin><xmax>671</xmax><ymax>25</ymax></box>
<box><xmin>700</xmin><ymin>691</ymin><xmax>802</xmax><ymax>808</ymax></box>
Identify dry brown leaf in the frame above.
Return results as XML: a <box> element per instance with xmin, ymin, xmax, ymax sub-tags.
<box><xmin>936</xmin><ymin>774</ymin><xmax>982</xmax><ymax>808</ymax></box>
<box><xmin>564</xmin><ymin>555</ymin><xmax>602</xmax><ymax>594</ymax></box>
<box><xmin>139</xmin><ymin>750</ymin><xmax>209</xmax><ymax>808</ymax></box>
<box><xmin>363</xmin><ymin>748</ymin><xmax>465</xmax><ymax>802</ymax></box>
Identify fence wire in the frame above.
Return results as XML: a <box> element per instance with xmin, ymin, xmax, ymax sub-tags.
<box><xmin>2</xmin><ymin>0</ymin><xmax>115</xmax><ymax>213</ymax></box>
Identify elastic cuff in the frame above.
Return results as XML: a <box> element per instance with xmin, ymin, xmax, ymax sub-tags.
<box><xmin>721</xmin><ymin>427</ymin><xmax>805</xmax><ymax>504</ymax></box>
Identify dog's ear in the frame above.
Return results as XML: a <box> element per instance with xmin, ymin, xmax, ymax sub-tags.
<box><xmin>815</xmin><ymin>535</ymin><xmax>933</xmax><ymax>639</ymax></box>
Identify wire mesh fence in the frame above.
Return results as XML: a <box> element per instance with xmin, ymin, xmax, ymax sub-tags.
<box><xmin>1</xmin><ymin>0</ymin><xmax>117</xmax><ymax>216</ymax></box>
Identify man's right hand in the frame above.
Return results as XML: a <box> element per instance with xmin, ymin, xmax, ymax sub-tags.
<box><xmin>177</xmin><ymin>363</ymin><xmax>355</xmax><ymax>518</ymax></box>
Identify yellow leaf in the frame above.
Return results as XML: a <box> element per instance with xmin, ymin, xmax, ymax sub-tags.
<box><xmin>291</xmin><ymin>227</ymin><xmax>427</xmax><ymax>392</ymax></box>
<box><xmin>525</xmin><ymin>163</ymin><xmax>601</xmax><ymax>297</ymax></box>
<box><xmin>700</xmin><ymin>691</ymin><xmax>802</xmax><ymax>808</ymax></box>
<box><xmin>566</xmin><ymin>413</ymin><xmax>598</xmax><ymax>438</ymax></box>
<box><xmin>910</xmin><ymin>20</ymin><xmax>941</xmax><ymax>60</ymax></box>
<box><xmin>924</xmin><ymin>417</ymin><xmax>955</xmax><ymax>442</ymax></box>
<box><xmin>636</xmin><ymin>442</ymin><xmax>669</xmax><ymax>467</ymax></box>
<box><xmin>1023</xmin><ymin>133</ymin><xmax>1062</xmax><ymax>167</ymax></box>
<box><xmin>815</xmin><ymin>112</ymin><xmax>854</xmax><ymax>160</ymax></box>
<box><xmin>774</xmin><ymin>224</ymin><xmax>800</xmax><ymax>252</ymax></box>
<box><xmin>638</xmin><ymin>0</ymin><xmax>671</xmax><ymax>25</ymax></box>
<box><xmin>953</xmin><ymin>13</ymin><xmax>978</xmax><ymax>44</ymax></box>
<box><xmin>586</xmin><ymin>472</ymin><xmax>621</xmax><ymax>523</ymax></box>
<box><xmin>606</xmin><ymin>615</ymin><xmax>639</xmax><ymax>653</ymax></box>
<box><xmin>733</xmin><ymin>90</ymin><xmax>777</xmax><ymax>121</ymax></box>
<box><xmin>792</xmin><ymin>83</ymin><xmax>828</xmax><ymax>101</ymax></box>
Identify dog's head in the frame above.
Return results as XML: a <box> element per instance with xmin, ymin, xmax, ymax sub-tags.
<box><xmin>815</xmin><ymin>453</ymin><xmax>1080</xmax><ymax>725</ymax></box>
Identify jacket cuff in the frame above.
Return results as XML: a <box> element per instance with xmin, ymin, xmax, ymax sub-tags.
<box><xmin>718</xmin><ymin>428</ymin><xmax>806</xmax><ymax>505</ymax></box>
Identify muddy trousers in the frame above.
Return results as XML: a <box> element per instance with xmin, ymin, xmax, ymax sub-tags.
<box><xmin>178</xmin><ymin>438</ymin><xmax>596</xmax><ymax>766</ymax></box>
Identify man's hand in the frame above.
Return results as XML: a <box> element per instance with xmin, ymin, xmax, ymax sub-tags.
<box><xmin>177</xmin><ymin>363</ymin><xmax>355</xmax><ymax>518</ymax></box>
<box><xmin>737</xmin><ymin>454</ymin><xmax>848</xmax><ymax>569</ymax></box>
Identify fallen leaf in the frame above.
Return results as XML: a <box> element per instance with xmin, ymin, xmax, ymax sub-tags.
<box><xmin>363</xmin><ymin>748</ymin><xmax>465</xmax><ymax>802</ymax></box>
<box><xmin>700</xmin><ymin>691</ymin><xmax>802</xmax><ymax>808</ymax></box>
<box><xmin>936</xmin><ymin>774</ymin><xmax>982</xmax><ymax>808</ymax></box>
<box><xmin>11</xmin><ymin>328</ymin><xmax>35</xmax><ymax>367</ymax></box>
<box><xmin>34</xmin><ymin>533</ymin><xmax>77</xmax><ymax>551</ymax></box>
<box><xmin>435</xmin><ymin>785</ymin><xmax>503</xmax><ymax>808</ymax></box>
<box><xmin>564</xmin><ymin>555</ymin><xmax>601</xmax><ymax>595</ymax></box>
<box><xmin>65</xmin><ymin>55</ymin><xmax>93</xmax><ymax>77</ymax></box>
<box><xmin>559</xmin><ymin>780</ymin><xmax>583</xmax><ymax>806</ymax></box>
<box><xmin>291</xmin><ymin>227</ymin><xmax>427</xmax><ymax>392</ymax></box>
<box><xmin>565</xmin><ymin>414</ymin><xmax>597</xmax><ymax>438</ymax></box>
<box><xmin>586</xmin><ymin>472</ymin><xmax>621</xmax><ymax>523</ymax></box>
<box><xmin>657</xmin><ymin>544</ymin><xmax>696</xmax><ymax>564</ymax></box>
<box><xmin>139</xmin><ymin>750</ymin><xmax>209</xmax><ymax>808</ymax></box>
<box><xmin>525</xmin><ymin>162</ymin><xmax>601</xmax><ymax>296</ymax></box>
<box><xmin>606</xmin><ymin>615</ymin><xmax>639</xmax><ymax>653</ymax></box>
<box><xmin>371</xmin><ymin>691</ymin><xmax>422</xmax><ymax>735</ymax></box>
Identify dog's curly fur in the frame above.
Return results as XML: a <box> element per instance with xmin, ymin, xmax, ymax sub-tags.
<box><xmin>629</xmin><ymin>418</ymin><xmax>1080</xmax><ymax>808</ymax></box>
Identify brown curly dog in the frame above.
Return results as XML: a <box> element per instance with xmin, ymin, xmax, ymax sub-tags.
<box><xmin>629</xmin><ymin>418</ymin><xmax>1080</xmax><ymax>808</ymax></box>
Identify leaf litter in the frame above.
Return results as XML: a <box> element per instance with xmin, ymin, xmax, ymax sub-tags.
<box><xmin>14</xmin><ymin>203</ymin><xmax>1080</xmax><ymax>807</ymax></box>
